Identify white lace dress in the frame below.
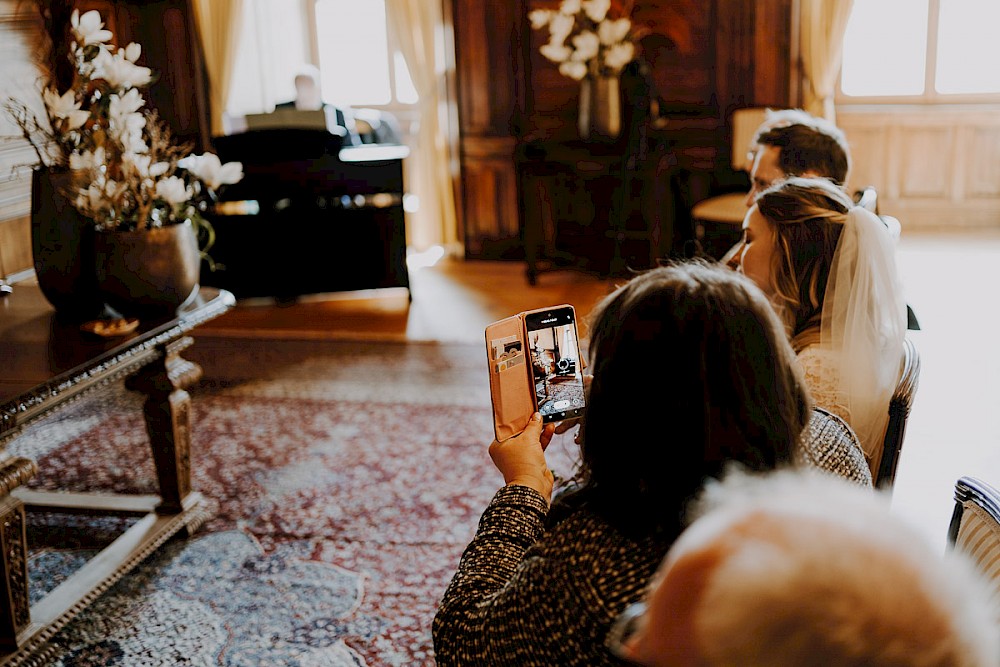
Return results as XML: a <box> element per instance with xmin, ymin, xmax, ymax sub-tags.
<box><xmin>796</xmin><ymin>344</ymin><xmax>850</xmax><ymax>426</ymax></box>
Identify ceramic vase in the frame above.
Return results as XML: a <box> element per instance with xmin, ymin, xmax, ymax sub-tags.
<box><xmin>30</xmin><ymin>167</ymin><xmax>106</xmax><ymax>319</ymax></box>
<box><xmin>578</xmin><ymin>75</ymin><xmax>622</xmax><ymax>141</ymax></box>
<box><xmin>95</xmin><ymin>220</ymin><xmax>201</xmax><ymax>317</ymax></box>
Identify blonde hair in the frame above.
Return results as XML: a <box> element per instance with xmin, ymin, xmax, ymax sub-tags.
<box><xmin>682</xmin><ymin>468</ymin><xmax>1000</xmax><ymax>666</ymax></box>
<box><xmin>754</xmin><ymin>176</ymin><xmax>854</xmax><ymax>350</ymax></box>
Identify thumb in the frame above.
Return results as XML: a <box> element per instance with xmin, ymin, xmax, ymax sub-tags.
<box><xmin>521</xmin><ymin>412</ymin><xmax>544</xmax><ymax>439</ymax></box>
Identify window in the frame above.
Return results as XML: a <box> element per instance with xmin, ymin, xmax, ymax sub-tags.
<box><xmin>839</xmin><ymin>0</ymin><xmax>1000</xmax><ymax>102</ymax></box>
<box><xmin>226</xmin><ymin>0</ymin><xmax>417</xmax><ymax>118</ymax></box>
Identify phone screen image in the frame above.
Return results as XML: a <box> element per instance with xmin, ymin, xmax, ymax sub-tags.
<box><xmin>523</xmin><ymin>306</ymin><xmax>587</xmax><ymax>423</ymax></box>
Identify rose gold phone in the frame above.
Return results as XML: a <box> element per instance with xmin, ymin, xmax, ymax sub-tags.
<box><xmin>485</xmin><ymin>304</ymin><xmax>586</xmax><ymax>440</ymax></box>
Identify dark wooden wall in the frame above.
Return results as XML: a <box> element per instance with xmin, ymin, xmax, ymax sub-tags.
<box><xmin>61</xmin><ymin>0</ymin><xmax>210</xmax><ymax>151</ymax></box>
<box><xmin>451</xmin><ymin>0</ymin><xmax>794</xmax><ymax>260</ymax></box>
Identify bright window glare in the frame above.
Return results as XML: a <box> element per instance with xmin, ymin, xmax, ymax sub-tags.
<box><xmin>316</xmin><ymin>0</ymin><xmax>391</xmax><ymax>106</ymax></box>
<box><xmin>394</xmin><ymin>51</ymin><xmax>419</xmax><ymax>104</ymax></box>
<box><xmin>935</xmin><ymin>0</ymin><xmax>1000</xmax><ymax>94</ymax></box>
<box><xmin>841</xmin><ymin>0</ymin><xmax>928</xmax><ymax>96</ymax></box>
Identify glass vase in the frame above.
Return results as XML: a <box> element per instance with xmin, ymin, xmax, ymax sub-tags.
<box><xmin>578</xmin><ymin>75</ymin><xmax>622</xmax><ymax>141</ymax></box>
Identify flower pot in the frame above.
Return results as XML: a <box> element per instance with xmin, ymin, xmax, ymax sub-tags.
<box><xmin>95</xmin><ymin>220</ymin><xmax>201</xmax><ymax>317</ymax></box>
<box><xmin>578</xmin><ymin>75</ymin><xmax>622</xmax><ymax>141</ymax></box>
<box><xmin>31</xmin><ymin>167</ymin><xmax>107</xmax><ymax>319</ymax></box>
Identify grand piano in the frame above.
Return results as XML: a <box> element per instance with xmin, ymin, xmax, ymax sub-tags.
<box><xmin>204</xmin><ymin>128</ymin><xmax>410</xmax><ymax>301</ymax></box>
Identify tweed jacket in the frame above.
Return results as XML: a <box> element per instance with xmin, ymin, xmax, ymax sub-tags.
<box><xmin>433</xmin><ymin>484</ymin><xmax>666</xmax><ymax>667</ymax></box>
<box><xmin>798</xmin><ymin>407</ymin><xmax>873</xmax><ymax>487</ymax></box>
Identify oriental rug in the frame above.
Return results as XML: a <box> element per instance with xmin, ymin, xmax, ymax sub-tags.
<box><xmin>9</xmin><ymin>338</ymin><xmax>582</xmax><ymax>667</ymax></box>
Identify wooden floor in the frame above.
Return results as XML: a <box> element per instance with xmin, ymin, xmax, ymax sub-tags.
<box><xmin>196</xmin><ymin>231</ymin><xmax>1000</xmax><ymax>552</ymax></box>
<box><xmin>197</xmin><ymin>257</ymin><xmax>622</xmax><ymax>343</ymax></box>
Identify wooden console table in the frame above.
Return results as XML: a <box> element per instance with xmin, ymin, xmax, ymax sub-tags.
<box><xmin>0</xmin><ymin>284</ymin><xmax>234</xmax><ymax>665</ymax></box>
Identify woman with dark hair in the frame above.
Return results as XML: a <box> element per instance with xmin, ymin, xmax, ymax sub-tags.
<box><xmin>432</xmin><ymin>261</ymin><xmax>812</xmax><ymax>666</ymax></box>
<box><xmin>727</xmin><ymin>176</ymin><xmax>907</xmax><ymax>471</ymax></box>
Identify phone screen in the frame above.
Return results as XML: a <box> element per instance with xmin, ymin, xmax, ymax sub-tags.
<box><xmin>523</xmin><ymin>306</ymin><xmax>587</xmax><ymax>423</ymax></box>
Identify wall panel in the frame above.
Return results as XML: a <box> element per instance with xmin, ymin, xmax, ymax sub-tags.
<box><xmin>839</xmin><ymin>107</ymin><xmax>1000</xmax><ymax>229</ymax></box>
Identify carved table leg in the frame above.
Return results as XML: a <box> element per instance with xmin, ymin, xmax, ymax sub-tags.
<box><xmin>124</xmin><ymin>336</ymin><xmax>203</xmax><ymax>515</ymax></box>
<box><xmin>0</xmin><ymin>458</ymin><xmax>38</xmax><ymax>648</ymax></box>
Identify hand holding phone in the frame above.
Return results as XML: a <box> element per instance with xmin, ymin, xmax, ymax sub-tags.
<box><xmin>486</xmin><ymin>305</ymin><xmax>587</xmax><ymax>441</ymax></box>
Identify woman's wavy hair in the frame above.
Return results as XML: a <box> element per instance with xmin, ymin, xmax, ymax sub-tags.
<box><xmin>755</xmin><ymin>176</ymin><xmax>854</xmax><ymax>347</ymax></box>
<box><xmin>551</xmin><ymin>261</ymin><xmax>811</xmax><ymax>540</ymax></box>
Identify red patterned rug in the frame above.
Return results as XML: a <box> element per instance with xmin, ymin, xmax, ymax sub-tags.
<box><xmin>11</xmin><ymin>338</ymin><xmax>581</xmax><ymax>666</ymax></box>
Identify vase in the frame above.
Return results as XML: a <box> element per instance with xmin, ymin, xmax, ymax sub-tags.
<box><xmin>578</xmin><ymin>75</ymin><xmax>622</xmax><ymax>141</ymax></box>
<box><xmin>31</xmin><ymin>167</ymin><xmax>107</xmax><ymax>319</ymax></box>
<box><xmin>95</xmin><ymin>220</ymin><xmax>202</xmax><ymax>318</ymax></box>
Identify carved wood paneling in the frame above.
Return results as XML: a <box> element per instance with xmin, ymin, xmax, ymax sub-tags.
<box><xmin>839</xmin><ymin>107</ymin><xmax>1000</xmax><ymax>229</ymax></box>
<box><xmin>452</xmin><ymin>0</ymin><xmax>793</xmax><ymax>258</ymax></box>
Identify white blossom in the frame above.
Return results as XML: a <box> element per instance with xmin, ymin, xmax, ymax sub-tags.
<box><xmin>529</xmin><ymin>2</ymin><xmax>635</xmax><ymax>79</ymax></box>
<box><xmin>43</xmin><ymin>89</ymin><xmax>89</xmax><ymax>131</ymax></box>
<box><xmin>540</xmin><ymin>42</ymin><xmax>573</xmax><ymax>64</ymax></box>
<box><xmin>559</xmin><ymin>0</ymin><xmax>582</xmax><ymax>16</ymax></box>
<box><xmin>571</xmin><ymin>32</ymin><xmax>600</xmax><ymax>62</ymax></box>
<box><xmin>549</xmin><ymin>13</ymin><xmax>575</xmax><ymax>44</ymax></box>
<box><xmin>94</xmin><ymin>48</ymin><xmax>153</xmax><ymax>89</ymax></box>
<box><xmin>71</xmin><ymin>10</ymin><xmax>112</xmax><ymax>46</ymax></box>
<box><xmin>69</xmin><ymin>147</ymin><xmax>104</xmax><ymax>172</ymax></box>
<box><xmin>603</xmin><ymin>42</ymin><xmax>635</xmax><ymax>72</ymax></box>
<box><xmin>598</xmin><ymin>18</ymin><xmax>632</xmax><ymax>46</ymax></box>
<box><xmin>123</xmin><ymin>43</ymin><xmax>142</xmax><ymax>63</ymax></box>
<box><xmin>179</xmin><ymin>153</ymin><xmax>244</xmax><ymax>191</ymax></box>
<box><xmin>582</xmin><ymin>0</ymin><xmax>611</xmax><ymax>22</ymax></box>
<box><xmin>156</xmin><ymin>176</ymin><xmax>192</xmax><ymax>205</ymax></box>
<box><xmin>528</xmin><ymin>9</ymin><xmax>553</xmax><ymax>30</ymax></box>
<box><xmin>559</xmin><ymin>61</ymin><xmax>589</xmax><ymax>80</ymax></box>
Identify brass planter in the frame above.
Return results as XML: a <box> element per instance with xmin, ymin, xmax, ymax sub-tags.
<box><xmin>95</xmin><ymin>220</ymin><xmax>201</xmax><ymax>317</ymax></box>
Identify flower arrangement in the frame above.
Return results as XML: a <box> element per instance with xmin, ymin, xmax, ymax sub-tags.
<box><xmin>529</xmin><ymin>0</ymin><xmax>636</xmax><ymax>80</ymax></box>
<box><xmin>6</xmin><ymin>9</ymin><xmax>242</xmax><ymax>261</ymax></box>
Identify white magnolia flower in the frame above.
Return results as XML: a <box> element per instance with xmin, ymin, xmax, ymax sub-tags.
<box><xmin>69</xmin><ymin>146</ymin><xmax>105</xmax><ymax>172</ymax></box>
<box><xmin>560</xmin><ymin>0</ymin><xmax>582</xmax><ymax>16</ymax></box>
<box><xmin>549</xmin><ymin>13</ymin><xmax>575</xmax><ymax>44</ymax></box>
<box><xmin>111</xmin><ymin>88</ymin><xmax>145</xmax><ymax>116</ymax></box>
<box><xmin>94</xmin><ymin>48</ymin><xmax>153</xmax><ymax>89</ymax></box>
<box><xmin>528</xmin><ymin>9</ymin><xmax>553</xmax><ymax>30</ymax></box>
<box><xmin>598</xmin><ymin>18</ymin><xmax>631</xmax><ymax>46</ymax></box>
<box><xmin>583</xmin><ymin>0</ymin><xmax>611</xmax><ymax>22</ymax></box>
<box><xmin>42</xmin><ymin>89</ymin><xmax>89</xmax><ymax>131</ymax></box>
<box><xmin>529</xmin><ymin>1</ymin><xmax>635</xmax><ymax>79</ymax></box>
<box><xmin>540</xmin><ymin>42</ymin><xmax>573</xmax><ymax>64</ymax></box>
<box><xmin>559</xmin><ymin>61</ymin><xmax>589</xmax><ymax>80</ymax></box>
<box><xmin>572</xmin><ymin>31</ymin><xmax>600</xmax><ymax>62</ymax></box>
<box><xmin>603</xmin><ymin>42</ymin><xmax>635</xmax><ymax>72</ymax></box>
<box><xmin>156</xmin><ymin>176</ymin><xmax>193</xmax><ymax>205</ymax></box>
<box><xmin>123</xmin><ymin>42</ymin><xmax>142</xmax><ymax>63</ymax></box>
<box><xmin>179</xmin><ymin>153</ymin><xmax>244</xmax><ymax>191</ymax></box>
<box><xmin>71</xmin><ymin>10</ymin><xmax>112</xmax><ymax>46</ymax></box>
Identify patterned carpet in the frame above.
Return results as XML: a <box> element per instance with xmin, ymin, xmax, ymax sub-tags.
<box><xmin>10</xmin><ymin>338</ymin><xmax>581</xmax><ymax>666</ymax></box>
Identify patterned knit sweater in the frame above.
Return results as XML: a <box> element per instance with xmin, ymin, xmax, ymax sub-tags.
<box><xmin>433</xmin><ymin>410</ymin><xmax>869</xmax><ymax>665</ymax></box>
<box><xmin>432</xmin><ymin>485</ymin><xmax>666</xmax><ymax>666</ymax></box>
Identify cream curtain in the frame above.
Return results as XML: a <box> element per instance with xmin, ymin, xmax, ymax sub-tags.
<box><xmin>800</xmin><ymin>0</ymin><xmax>855</xmax><ymax>122</ymax></box>
<box><xmin>191</xmin><ymin>0</ymin><xmax>245</xmax><ymax>136</ymax></box>
<box><xmin>384</xmin><ymin>0</ymin><xmax>459</xmax><ymax>252</ymax></box>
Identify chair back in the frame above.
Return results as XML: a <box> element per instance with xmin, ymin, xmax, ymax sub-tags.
<box><xmin>947</xmin><ymin>476</ymin><xmax>1000</xmax><ymax>620</ymax></box>
<box><xmin>875</xmin><ymin>336</ymin><xmax>920</xmax><ymax>488</ymax></box>
<box><xmin>730</xmin><ymin>107</ymin><xmax>769</xmax><ymax>171</ymax></box>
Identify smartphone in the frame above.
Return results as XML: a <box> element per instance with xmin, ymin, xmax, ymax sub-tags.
<box><xmin>522</xmin><ymin>305</ymin><xmax>587</xmax><ymax>423</ymax></box>
<box><xmin>486</xmin><ymin>304</ymin><xmax>586</xmax><ymax>440</ymax></box>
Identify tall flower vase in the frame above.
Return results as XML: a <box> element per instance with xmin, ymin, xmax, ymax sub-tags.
<box><xmin>30</xmin><ymin>167</ymin><xmax>107</xmax><ymax>319</ymax></box>
<box><xmin>578</xmin><ymin>75</ymin><xmax>622</xmax><ymax>141</ymax></box>
<box><xmin>95</xmin><ymin>220</ymin><xmax>202</xmax><ymax>318</ymax></box>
